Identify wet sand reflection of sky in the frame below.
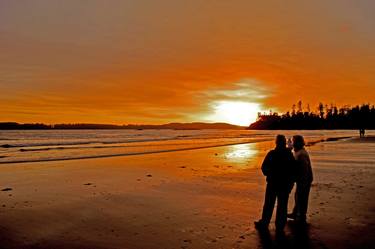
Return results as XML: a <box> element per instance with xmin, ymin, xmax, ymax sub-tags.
<box><xmin>224</xmin><ymin>143</ymin><xmax>259</xmax><ymax>167</ymax></box>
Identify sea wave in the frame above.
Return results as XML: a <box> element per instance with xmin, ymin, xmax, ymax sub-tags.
<box><xmin>0</xmin><ymin>129</ymin><xmax>364</xmax><ymax>164</ymax></box>
<box><xmin>0</xmin><ymin>138</ymin><xmax>271</xmax><ymax>164</ymax></box>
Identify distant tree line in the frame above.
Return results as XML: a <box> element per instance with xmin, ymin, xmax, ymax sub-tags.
<box><xmin>0</xmin><ymin>122</ymin><xmax>122</xmax><ymax>130</ymax></box>
<box><xmin>0</xmin><ymin>122</ymin><xmax>53</xmax><ymax>129</ymax></box>
<box><xmin>249</xmin><ymin>102</ymin><xmax>375</xmax><ymax>130</ymax></box>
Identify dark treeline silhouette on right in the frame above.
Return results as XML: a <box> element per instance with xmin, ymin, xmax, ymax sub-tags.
<box><xmin>249</xmin><ymin>102</ymin><xmax>375</xmax><ymax>130</ymax></box>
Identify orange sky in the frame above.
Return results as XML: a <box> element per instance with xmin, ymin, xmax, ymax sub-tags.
<box><xmin>1</xmin><ymin>1</ymin><xmax>374</xmax><ymax>125</ymax></box>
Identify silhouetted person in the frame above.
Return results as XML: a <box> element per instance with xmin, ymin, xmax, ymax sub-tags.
<box><xmin>288</xmin><ymin>135</ymin><xmax>313</xmax><ymax>224</ymax></box>
<box><xmin>359</xmin><ymin>128</ymin><xmax>365</xmax><ymax>138</ymax></box>
<box><xmin>255</xmin><ymin>135</ymin><xmax>296</xmax><ymax>232</ymax></box>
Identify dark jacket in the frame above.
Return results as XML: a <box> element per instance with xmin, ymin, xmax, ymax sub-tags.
<box><xmin>261</xmin><ymin>147</ymin><xmax>296</xmax><ymax>191</ymax></box>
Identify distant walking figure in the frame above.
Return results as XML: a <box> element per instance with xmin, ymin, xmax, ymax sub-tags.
<box><xmin>359</xmin><ymin>128</ymin><xmax>365</xmax><ymax>138</ymax></box>
<box><xmin>255</xmin><ymin>135</ymin><xmax>296</xmax><ymax>231</ymax></box>
<box><xmin>288</xmin><ymin>135</ymin><xmax>313</xmax><ymax>224</ymax></box>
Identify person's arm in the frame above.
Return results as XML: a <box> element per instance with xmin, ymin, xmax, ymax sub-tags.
<box><xmin>289</xmin><ymin>151</ymin><xmax>298</xmax><ymax>183</ymax></box>
<box><xmin>261</xmin><ymin>151</ymin><xmax>272</xmax><ymax>176</ymax></box>
<box><xmin>305</xmin><ymin>153</ymin><xmax>313</xmax><ymax>183</ymax></box>
<box><xmin>298</xmin><ymin>152</ymin><xmax>313</xmax><ymax>183</ymax></box>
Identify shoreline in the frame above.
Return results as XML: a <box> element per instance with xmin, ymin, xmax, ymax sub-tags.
<box><xmin>0</xmin><ymin>135</ymin><xmax>359</xmax><ymax>165</ymax></box>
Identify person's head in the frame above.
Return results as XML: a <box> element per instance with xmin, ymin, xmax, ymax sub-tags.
<box><xmin>293</xmin><ymin>135</ymin><xmax>305</xmax><ymax>151</ymax></box>
<box><xmin>275</xmin><ymin>135</ymin><xmax>286</xmax><ymax>149</ymax></box>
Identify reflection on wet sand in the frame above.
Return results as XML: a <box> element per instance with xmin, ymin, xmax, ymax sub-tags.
<box><xmin>256</xmin><ymin>222</ymin><xmax>313</xmax><ymax>249</ymax></box>
<box><xmin>224</xmin><ymin>143</ymin><xmax>263</xmax><ymax>170</ymax></box>
<box><xmin>224</xmin><ymin>143</ymin><xmax>259</xmax><ymax>166</ymax></box>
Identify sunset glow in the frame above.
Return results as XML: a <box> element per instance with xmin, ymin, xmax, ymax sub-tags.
<box><xmin>0</xmin><ymin>1</ymin><xmax>374</xmax><ymax>125</ymax></box>
<box><xmin>209</xmin><ymin>101</ymin><xmax>262</xmax><ymax>126</ymax></box>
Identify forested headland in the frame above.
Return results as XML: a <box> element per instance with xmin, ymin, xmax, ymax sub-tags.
<box><xmin>249</xmin><ymin>102</ymin><xmax>375</xmax><ymax>130</ymax></box>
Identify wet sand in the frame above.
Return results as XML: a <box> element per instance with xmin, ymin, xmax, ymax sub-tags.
<box><xmin>0</xmin><ymin>137</ymin><xmax>374</xmax><ymax>249</ymax></box>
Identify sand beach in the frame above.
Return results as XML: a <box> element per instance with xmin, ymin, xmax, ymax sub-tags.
<box><xmin>0</xmin><ymin>136</ymin><xmax>374</xmax><ymax>249</ymax></box>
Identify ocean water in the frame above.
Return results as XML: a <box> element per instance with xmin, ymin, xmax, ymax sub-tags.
<box><xmin>0</xmin><ymin>129</ymin><xmax>366</xmax><ymax>164</ymax></box>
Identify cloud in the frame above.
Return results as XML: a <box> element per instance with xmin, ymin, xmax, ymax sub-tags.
<box><xmin>200</xmin><ymin>79</ymin><xmax>273</xmax><ymax>103</ymax></box>
<box><xmin>186</xmin><ymin>79</ymin><xmax>274</xmax><ymax>123</ymax></box>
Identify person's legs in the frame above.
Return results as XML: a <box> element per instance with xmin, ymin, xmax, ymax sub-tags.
<box><xmin>291</xmin><ymin>187</ymin><xmax>299</xmax><ymax>217</ymax></box>
<box><xmin>288</xmin><ymin>184</ymin><xmax>299</xmax><ymax>219</ymax></box>
<box><xmin>275</xmin><ymin>190</ymin><xmax>289</xmax><ymax>230</ymax></box>
<box><xmin>261</xmin><ymin>183</ymin><xmax>277</xmax><ymax>224</ymax></box>
<box><xmin>298</xmin><ymin>183</ymin><xmax>311</xmax><ymax>221</ymax></box>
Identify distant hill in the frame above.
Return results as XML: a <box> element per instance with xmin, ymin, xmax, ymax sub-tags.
<box><xmin>0</xmin><ymin>122</ymin><xmax>244</xmax><ymax>130</ymax></box>
<box><xmin>150</xmin><ymin>122</ymin><xmax>244</xmax><ymax>130</ymax></box>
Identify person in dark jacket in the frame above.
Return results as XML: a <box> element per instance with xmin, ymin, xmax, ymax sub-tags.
<box><xmin>255</xmin><ymin>135</ymin><xmax>296</xmax><ymax>231</ymax></box>
<box><xmin>288</xmin><ymin>135</ymin><xmax>313</xmax><ymax>224</ymax></box>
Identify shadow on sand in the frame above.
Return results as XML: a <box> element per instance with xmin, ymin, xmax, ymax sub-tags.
<box><xmin>256</xmin><ymin>221</ymin><xmax>316</xmax><ymax>249</ymax></box>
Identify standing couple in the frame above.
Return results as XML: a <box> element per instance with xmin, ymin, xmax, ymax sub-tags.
<box><xmin>254</xmin><ymin>135</ymin><xmax>313</xmax><ymax>232</ymax></box>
